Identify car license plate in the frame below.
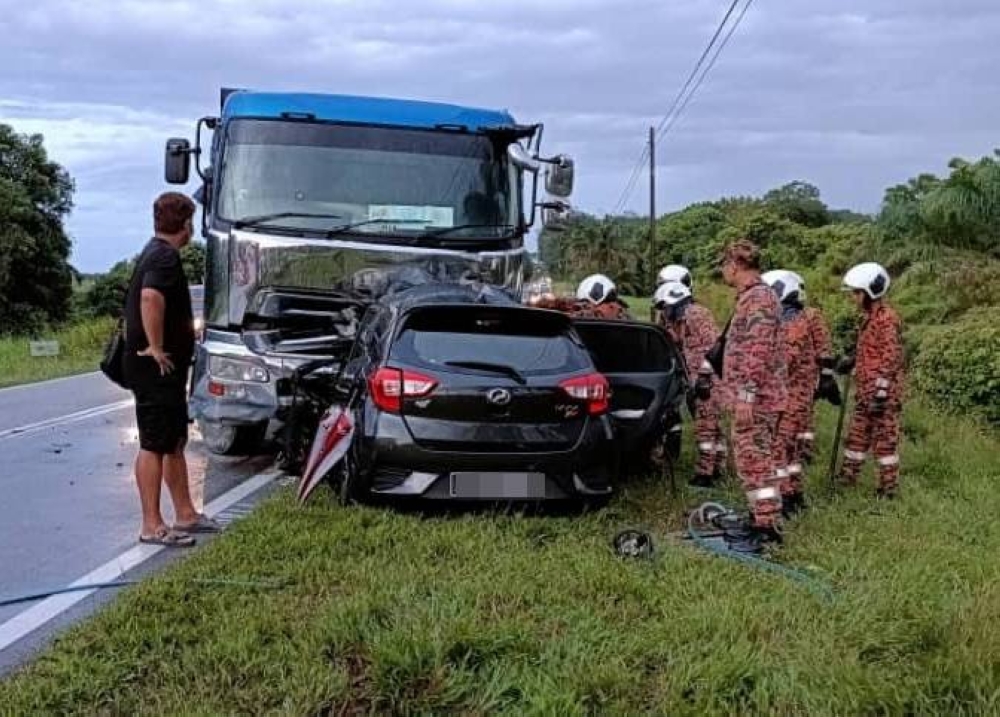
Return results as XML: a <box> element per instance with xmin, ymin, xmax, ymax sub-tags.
<box><xmin>449</xmin><ymin>472</ymin><xmax>546</xmax><ymax>499</ymax></box>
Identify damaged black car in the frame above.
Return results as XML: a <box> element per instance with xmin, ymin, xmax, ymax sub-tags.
<box><xmin>290</xmin><ymin>282</ymin><xmax>687</xmax><ymax>506</ymax></box>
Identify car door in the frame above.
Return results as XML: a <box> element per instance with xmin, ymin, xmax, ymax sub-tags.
<box><xmin>570</xmin><ymin>319</ymin><xmax>688</xmax><ymax>456</ymax></box>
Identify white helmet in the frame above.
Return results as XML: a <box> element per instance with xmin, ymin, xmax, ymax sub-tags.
<box><xmin>576</xmin><ymin>274</ymin><xmax>616</xmax><ymax>304</ymax></box>
<box><xmin>656</xmin><ymin>264</ymin><xmax>692</xmax><ymax>288</ymax></box>
<box><xmin>762</xmin><ymin>270</ymin><xmax>803</xmax><ymax>305</ymax></box>
<box><xmin>843</xmin><ymin>262</ymin><xmax>890</xmax><ymax>299</ymax></box>
<box><xmin>653</xmin><ymin>281</ymin><xmax>692</xmax><ymax>309</ymax></box>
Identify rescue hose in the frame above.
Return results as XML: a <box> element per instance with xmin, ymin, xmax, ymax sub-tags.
<box><xmin>685</xmin><ymin>505</ymin><xmax>836</xmax><ymax>602</ymax></box>
<box><xmin>0</xmin><ymin>578</ymin><xmax>288</xmax><ymax>608</ymax></box>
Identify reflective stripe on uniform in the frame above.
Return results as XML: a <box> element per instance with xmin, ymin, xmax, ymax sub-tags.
<box><xmin>844</xmin><ymin>449</ymin><xmax>866</xmax><ymax>462</ymax></box>
<box><xmin>698</xmin><ymin>442</ymin><xmax>715</xmax><ymax>452</ymax></box>
<box><xmin>669</xmin><ymin>424</ymin><xmax>683</xmax><ymax>433</ymax></box>
<box><xmin>788</xmin><ymin>463</ymin><xmax>803</xmax><ymax>475</ymax></box>
<box><xmin>776</xmin><ymin>468</ymin><xmax>788</xmax><ymax>479</ymax></box>
<box><xmin>877</xmin><ymin>454</ymin><xmax>900</xmax><ymax>467</ymax></box>
<box><xmin>798</xmin><ymin>432</ymin><xmax>815</xmax><ymax>441</ymax></box>
<box><xmin>714</xmin><ymin>443</ymin><xmax>728</xmax><ymax>454</ymax></box>
<box><xmin>747</xmin><ymin>486</ymin><xmax>780</xmax><ymax>503</ymax></box>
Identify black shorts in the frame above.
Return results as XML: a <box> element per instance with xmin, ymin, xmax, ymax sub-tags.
<box><xmin>133</xmin><ymin>376</ymin><xmax>189</xmax><ymax>455</ymax></box>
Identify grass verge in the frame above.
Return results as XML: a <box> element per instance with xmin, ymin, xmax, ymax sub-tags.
<box><xmin>2</xmin><ymin>396</ymin><xmax>999</xmax><ymax>715</ymax></box>
<box><xmin>0</xmin><ymin>318</ymin><xmax>114</xmax><ymax>389</ymax></box>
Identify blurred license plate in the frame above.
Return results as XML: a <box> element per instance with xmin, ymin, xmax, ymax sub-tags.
<box><xmin>449</xmin><ymin>472</ymin><xmax>546</xmax><ymax>499</ymax></box>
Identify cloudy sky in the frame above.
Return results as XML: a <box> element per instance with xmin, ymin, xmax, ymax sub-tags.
<box><xmin>3</xmin><ymin>0</ymin><xmax>998</xmax><ymax>271</ymax></box>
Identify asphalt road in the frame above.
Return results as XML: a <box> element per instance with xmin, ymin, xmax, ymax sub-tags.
<box><xmin>0</xmin><ymin>372</ymin><xmax>276</xmax><ymax>671</ymax></box>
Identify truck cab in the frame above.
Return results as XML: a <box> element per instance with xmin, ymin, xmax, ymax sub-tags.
<box><xmin>165</xmin><ymin>90</ymin><xmax>573</xmax><ymax>453</ymax></box>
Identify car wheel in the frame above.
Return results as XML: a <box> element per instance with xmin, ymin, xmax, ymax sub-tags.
<box><xmin>198</xmin><ymin>420</ymin><xmax>267</xmax><ymax>456</ymax></box>
<box><xmin>331</xmin><ymin>454</ymin><xmax>365</xmax><ymax>506</ymax></box>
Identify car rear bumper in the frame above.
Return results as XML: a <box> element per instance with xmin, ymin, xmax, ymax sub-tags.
<box><xmin>362</xmin><ymin>412</ymin><xmax>616</xmax><ymax>500</ymax></box>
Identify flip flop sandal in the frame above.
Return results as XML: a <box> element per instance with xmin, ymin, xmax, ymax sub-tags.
<box><xmin>139</xmin><ymin>528</ymin><xmax>196</xmax><ymax>548</ymax></box>
<box><xmin>173</xmin><ymin>513</ymin><xmax>221</xmax><ymax>534</ymax></box>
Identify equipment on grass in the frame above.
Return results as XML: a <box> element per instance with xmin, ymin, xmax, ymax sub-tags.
<box><xmin>613</xmin><ymin>529</ymin><xmax>655</xmax><ymax>559</ymax></box>
<box><xmin>611</xmin><ymin>502</ymin><xmax>835</xmax><ymax>600</ymax></box>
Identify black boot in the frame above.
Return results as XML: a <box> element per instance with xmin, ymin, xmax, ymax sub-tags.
<box><xmin>782</xmin><ymin>492</ymin><xmax>807</xmax><ymax>519</ymax></box>
<box><xmin>723</xmin><ymin>526</ymin><xmax>764</xmax><ymax>554</ymax></box>
<box><xmin>875</xmin><ymin>487</ymin><xmax>898</xmax><ymax>501</ymax></box>
<box><xmin>689</xmin><ymin>473</ymin><xmax>716</xmax><ymax>489</ymax></box>
<box><xmin>756</xmin><ymin>525</ymin><xmax>783</xmax><ymax>546</ymax></box>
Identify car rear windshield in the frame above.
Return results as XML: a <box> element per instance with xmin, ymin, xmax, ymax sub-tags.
<box><xmin>392</xmin><ymin>310</ymin><xmax>589</xmax><ymax>376</ymax></box>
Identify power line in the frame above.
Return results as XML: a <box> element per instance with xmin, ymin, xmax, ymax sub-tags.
<box><xmin>652</xmin><ymin>0</ymin><xmax>743</xmax><ymax>138</ymax></box>
<box><xmin>611</xmin><ymin>0</ymin><xmax>753</xmax><ymax>215</ymax></box>
<box><xmin>611</xmin><ymin>145</ymin><xmax>649</xmax><ymax>215</ymax></box>
<box><xmin>656</xmin><ymin>0</ymin><xmax>755</xmax><ymax>144</ymax></box>
<box><xmin>612</xmin><ymin>0</ymin><xmax>741</xmax><ymax>214</ymax></box>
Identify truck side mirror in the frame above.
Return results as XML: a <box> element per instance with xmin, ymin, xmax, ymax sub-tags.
<box><xmin>545</xmin><ymin>155</ymin><xmax>574</xmax><ymax>198</ymax></box>
<box><xmin>541</xmin><ymin>200</ymin><xmax>570</xmax><ymax>232</ymax></box>
<box><xmin>165</xmin><ymin>138</ymin><xmax>192</xmax><ymax>184</ymax></box>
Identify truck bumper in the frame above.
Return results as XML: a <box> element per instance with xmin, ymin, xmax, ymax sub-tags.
<box><xmin>188</xmin><ymin>330</ymin><xmax>314</xmax><ymax>427</ymax></box>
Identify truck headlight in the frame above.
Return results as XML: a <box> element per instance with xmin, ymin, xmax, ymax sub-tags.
<box><xmin>209</xmin><ymin>356</ymin><xmax>269</xmax><ymax>383</ymax></box>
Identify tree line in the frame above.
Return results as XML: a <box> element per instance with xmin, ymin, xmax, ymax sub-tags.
<box><xmin>539</xmin><ymin>154</ymin><xmax>1000</xmax><ymax>424</ymax></box>
<box><xmin>0</xmin><ymin>122</ymin><xmax>205</xmax><ymax>334</ymax></box>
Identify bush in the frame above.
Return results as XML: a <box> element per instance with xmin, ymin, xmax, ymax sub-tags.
<box><xmin>911</xmin><ymin>308</ymin><xmax>1000</xmax><ymax>425</ymax></box>
<box><xmin>81</xmin><ymin>259</ymin><xmax>133</xmax><ymax>318</ymax></box>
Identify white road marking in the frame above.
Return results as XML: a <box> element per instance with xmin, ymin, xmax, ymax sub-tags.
<box><xmin>0</xmin><ymin>372</ymin><xmax>102</xmax><ymax>394</ymax></box>
<box><xmin>0</xmin><ymin>400</ymin><xmax>134</xmax><ymax>442</ymax></box>
<box><xmin>0</xmin><ymin>468</ymin><xmax>281</xmax><ymax>653</ymax></box>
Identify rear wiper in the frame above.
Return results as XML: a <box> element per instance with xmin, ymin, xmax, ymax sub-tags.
<box><xmin>325</xmin><ymin>219</ymin><xmax>428</xmax><ymax>237</ymax></box>
<box><xmin>444</xmin><ymin>360</ymin><xmax>526</xmax><ymax>385</ymax></box>
<box><xmin>233</xmin><ymin>212</ymin><xmax>343</xmax><ymax>229</ymax></box>
<box><xmin>421</xmin><ymin>223</ymin><xmax>516</xmax><ymax>238</ymax></box>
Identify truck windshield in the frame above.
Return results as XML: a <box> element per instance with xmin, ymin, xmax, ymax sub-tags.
<box><xmin>217</xmin><ymin>119</ymin><xmax>519</xmax><ymax>239</ymax></box>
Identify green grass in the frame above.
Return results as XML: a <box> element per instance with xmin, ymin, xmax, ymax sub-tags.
<box><xmin>3</xmin><ymin>396</ymin><xmax>1000</xmax><ymax>715</ymax></box>
<box><xmin>0</xmin><ymin>318</ymin><xmax>114</xmax><ymax>389</ymax></box>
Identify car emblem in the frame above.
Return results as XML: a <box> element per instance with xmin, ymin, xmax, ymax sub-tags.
<box><xmin>486</xmin><ymin>388</ymin><xmax>512</xmax><ymax>406</ymax></box>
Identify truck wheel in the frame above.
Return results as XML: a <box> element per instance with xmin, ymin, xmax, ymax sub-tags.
<box><xmin>198</xmin><ymin>420</ymin><xmax>267</xmax><ymax>456</ymax></box>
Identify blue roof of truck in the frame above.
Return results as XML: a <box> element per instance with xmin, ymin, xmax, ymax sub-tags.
<box><xmin>222</xmin><ymin>91</ymin><xmax>518</xmax><ymax>131</ymax></box>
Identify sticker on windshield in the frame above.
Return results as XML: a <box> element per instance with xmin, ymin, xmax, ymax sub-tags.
<box><xmin>368</xmin><ymin>205</ymin><xmax>454</xmax><ymax>227</ymax></box>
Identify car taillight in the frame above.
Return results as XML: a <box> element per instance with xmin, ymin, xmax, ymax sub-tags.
<box><xmin>559</xmin><ymin>373</ymin><xmax>610</xmax><ymax>416</ymax></box>
<box><xmin>369</xmin><ymin>367</ymin><xmax>438</xmax><ymax>414</ymax></box>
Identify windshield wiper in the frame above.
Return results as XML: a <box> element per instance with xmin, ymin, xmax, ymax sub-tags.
<box><xmin>232</xmin><ymin>212</ymin><xmax>343</xmax><ymax>229</ymax></box>
<box><xmin>326</xmin><ymin>218</ymin><xmax>429</xmax><ymax>237</ymax></box>
<box><xmin>421</xmin><ymin>223</ymin><xmax>516</xmax><ymax>238</ymax></box>
<box><xmin>444</xmin><ymin>360</ymin><xmax>526</xmax><ymax>385</ymax></box>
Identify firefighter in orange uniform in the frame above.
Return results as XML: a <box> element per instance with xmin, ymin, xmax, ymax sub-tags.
<box><xmin>532</xmin><ymin>274</ymin><xmax>631</xmax><ymax>319</ymax></box>
<box><xmin>719</xmin><ymin>240</ymin><xmax>787</xmax><ymax>550</ymax></box>
<box><xmin>771</xmin><ymin>271</ymin><xmax>842</xmax><ymax>462</ymax></box>
<box><xmin>762</xmin><ymin>270</ymin><xmax>814</xmax><ymax>517</ymax></box>
<box><xmin>654</xmin><ymin>280</ymin><xmax>725</xmax><ymax>487</ymax></box>
<box><xmin>837</xmin><ymin>263</ymin><xmax>905</xmax><ymax>499</ymax></box>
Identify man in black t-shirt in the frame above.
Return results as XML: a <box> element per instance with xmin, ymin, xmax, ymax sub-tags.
<box><xmin>123</xmin><ymin>192</ymin><xmax>219</xmax><ymax>547</ymax></box>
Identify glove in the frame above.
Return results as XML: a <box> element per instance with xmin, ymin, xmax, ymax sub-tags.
<box><xmin>871</xmin><ymin>390</ymin><xmax>888</xmax><ymax>416</ymax></box>
<box><xmin>835</xmin><ymin>354</ymin><xmax>855</xmax><ymax>375</ymax></box>
<box><xmin>694</xmin><ymin>371</ymin><xmax>713</xmax><ymax>401</ymax></box>
<box><xmin>815</xmin><ymin>373</ymin><xmax>842</xmax><ymax>406</ymax></box>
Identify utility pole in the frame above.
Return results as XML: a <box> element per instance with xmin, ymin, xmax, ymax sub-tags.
<box><xmin>648</xmin><ymin>126</ymin><xmax>656</xmax><ymax>320</ymax></box>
